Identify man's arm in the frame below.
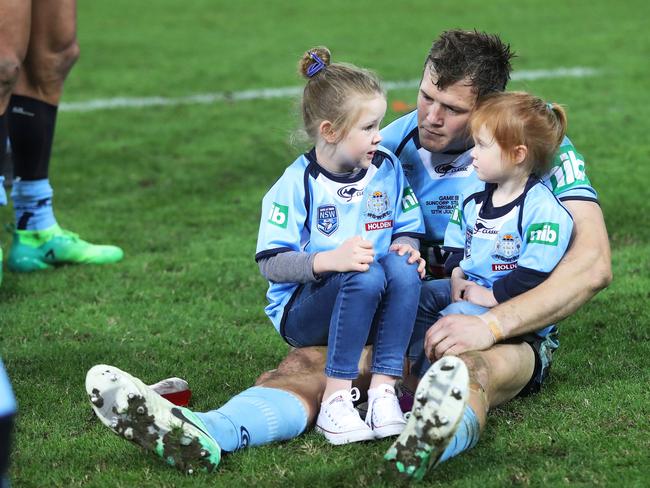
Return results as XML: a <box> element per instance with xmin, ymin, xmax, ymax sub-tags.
<box><xmin>425</xmin><ymin>200</ymin><xmax>612</xmax><ymax>359</ymax></box>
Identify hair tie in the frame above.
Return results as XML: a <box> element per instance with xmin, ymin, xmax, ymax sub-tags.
<box><xmin>307</xmin><ymin>52</ymin><xmax>326</xmax><ymax>77</ymax></box>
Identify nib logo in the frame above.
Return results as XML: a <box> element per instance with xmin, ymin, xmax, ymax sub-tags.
<box><xmin>267</xmin><ymin>202</ymin><xmax>289</xmax><ymax>228</ymax></box>
<box><xmin>527</xmin><ymin>222</ymin><xmax>560</xmax><ymax>246</ymax></box>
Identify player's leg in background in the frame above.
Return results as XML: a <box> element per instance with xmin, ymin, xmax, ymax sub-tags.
<box><xmin>7</xmin><ymin>0</ymin><xmax>123</xmax><ymax>272</ymax></box>
<box><xmin>0</xmin><ymin>0</ymin><xmax>31</xmax><ymax>281</ymax></box>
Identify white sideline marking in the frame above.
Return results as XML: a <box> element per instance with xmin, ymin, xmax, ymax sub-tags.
<box><xmin>60</xmin><ymin>67</ymin><xmax>598</xmax><ymax>113</ymax></box>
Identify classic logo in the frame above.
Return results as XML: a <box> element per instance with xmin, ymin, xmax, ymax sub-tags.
<box><xmin>337</xmin><ymin>184</ymin><xmax>364</xmax><ymax>202</ymax></box>
<box><xmin>366</xmin><ymin>190</ymin><xmax>392</xmax><ymax>219</ymax></box>
<box><xmin>267</xmin><ymin>202</ymin><xmax>289</xmax><ymax>228</ymax></box>
<box><xmin>434</xmin><ymin>160</ymin><xmax>470</xmax><ymax>176</ymax></box>
<box><xmin>527</xmin><ymin>222</ymin><xmax>560</xmax><ymax>246</ymax></box>
<box><xmin>473</xmin><ymin>218</ymin><xmax>499</xmax><ymax>236</ymax></box>
<box><xmin>317</xmin><ymin>204</ymin><xmax>338</xmax><ymax>236</ymax></box>
<box><xmin>401</xmin><ymin>186</ymin><xmax>420</xmax><ymax>212</ymax></box>
<box><xmin>492</xmin><ymin>233</ymin><xmax>521</xmax><ymax>262</ymax></box>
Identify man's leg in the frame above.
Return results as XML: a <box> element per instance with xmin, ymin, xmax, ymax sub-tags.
<box><xmin>7</xmin><ymin>0</ymin><xmax>123</xmax><ymax>272</ymax></box>
<box><xmin>0</xmin><ymin>0</ymin><xmax>31</xmax><ymax>282</ymax></box>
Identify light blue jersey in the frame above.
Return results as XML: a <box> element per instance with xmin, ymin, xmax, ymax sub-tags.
<box><xmin>443</xmin><ymin>178</ymin><xmax>573</xmax><ymax>336</ymax></box>
<box><xmin>0</xmin><ymin>359</ymin><xmax>16</xmax><ymax>418</ymax></box>
<box><xmin>381</xmin><ymin>111</ymin><xmax>597</xmax><ymax>245</ymax></box>
<box><xmin>256</xmin><ymin>147</ymin><xmax>425</xmax><ymax>332</ymax></box>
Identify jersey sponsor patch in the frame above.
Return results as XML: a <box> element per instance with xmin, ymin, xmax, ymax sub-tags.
<box><xmin>317</xmin><ymin>204</ymin><xmax>338</xmax><ymax>236</ymax></box>
<box><xmin>492</xmin><ymin>262</ymin><xmax>518</xmax><ymax>271</ymax></box>
<box><xmin>365</xmin><ymin>219</ymin><xmax>393</xmax><ymax>231</ymax></box>
<box><xmin>449</xmin><ymin>206</ymin><xmax>462</xmax><ymax>226</ymax></box>
<box><xmin>492</xmin><ymin>233</ymin><xmax>521</xmax><ymax>262</ymax></box>
<box><xmin>548</xmin><ymin>145</ymin><xmax>591</xmax><ymax>194</ymax></box>
<box><xmin>401</xmin><ymin>186</ymin><xmax>420</xmax><ymax>212</ymax></box>
<box><xmin>268</xmin><ymin>202</ymin><xmax>289</xmax><ymax>228</ymax></box>
<box><xmin>527</xmin><ymin>222</ymin><xmax>560</xmax><ymax>246</ymax></box>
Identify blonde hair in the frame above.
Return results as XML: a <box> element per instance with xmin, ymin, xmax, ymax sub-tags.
<box><xmin>470</xmin><ymin>91</ymin><xmax>567</xmax><ymax>177</ymax></box>
<box><xmin>298</xmin><ymin>46</ymin><xmax>384</xmax><ymax>143</ymax></box>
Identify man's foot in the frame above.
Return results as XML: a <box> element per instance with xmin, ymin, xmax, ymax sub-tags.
<box><xmin>316</xmin><ymin>388</ymin><xmax>375</xmax><ymax>445</ymax></box>
<box><xmin>7</xmin><ymin>224</ymin><xmax>123</xmax><ymax>272</ymax></box>
<box><xmin>365</xmin><ymin>384</ymin><xmax>407</xmax><ymax>438</ymax></box>
<box><xmin>86</xmin><ymin>365</ymin><xmax>220</xmax><ymax>474</ymax></box>
<box><xmin>149</xmin><ymin>377</ymin><xmax>192</xmax><ymax>407</ymax></box>
<box><xmin>384</xmin><ymin>356</ymin><xmax>469</xmax><ymax>481</ymax></box>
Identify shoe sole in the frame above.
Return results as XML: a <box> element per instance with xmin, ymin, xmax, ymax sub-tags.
<box><xmin>384</xmin><ymin>356</ymin><xmax>469</xmax><ymax>480</ymax></box>
<box><xmin>86</xmin><ymin>364</ymin><xmax>220</xmax><ymax>474</ymax></box>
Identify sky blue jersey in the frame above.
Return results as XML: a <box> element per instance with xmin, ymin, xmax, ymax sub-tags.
<box><xmin>256</xmin><ymin>147</ymin><xmax>426</xmax><ymax>333</ymax></box>
<box><xmin>443</xmin><ymin>177</ymin><xmax>574</xmax><ymax>336</ymax></box>
<box><xmin>381</xmin><ymin>110</ymin><xmax>598</xmax><ymax>245</ymax></box>
<box><xmin>0</xmin><ymin>358</ymin><xmax>16</xmax><ymax>418</ymax></box>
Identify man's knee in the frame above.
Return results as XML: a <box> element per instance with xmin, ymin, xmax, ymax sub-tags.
<box><xmin>0</xmin><ymin>55</ymin><xmax>20</xmax><ymax>97</ymax></box>
<box><xmin>24</xmin><ymin>40</ymin><xmax>80</xmax><ymax>87</ymax></box>
<box><xmin>458</xmin><ymin>351</ymin><xmax>491</xmax><ymax>395</ymax></box>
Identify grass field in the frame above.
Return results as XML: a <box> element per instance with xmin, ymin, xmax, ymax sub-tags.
<box><xmin>1</xmin><ymin>0</ymin><xmax>649</xmax><ymax>486</ymax></box>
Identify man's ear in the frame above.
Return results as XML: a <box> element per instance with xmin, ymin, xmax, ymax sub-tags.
<box><xmin>319</xmin><ymin>120</ymin><xmax>338</xmax><ymax>144</ymax></box>
<box><xmin>512</xmin><ymin>145</ymin><xmax>528</xmax><ymax>165</ymax></box>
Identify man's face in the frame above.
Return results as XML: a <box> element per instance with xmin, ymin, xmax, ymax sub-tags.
<box><xmin>416</xmin><ymin>68</ymin><xmax>476</xmax><ymax>153</ymax></box>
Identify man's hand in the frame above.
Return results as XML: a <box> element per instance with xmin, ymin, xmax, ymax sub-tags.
<box><xmin>463</xmin><ymin>283</ymin><xmax>498</xmax><ymax>307</ymax></box>
<box><xmin>389</xmin><ymin>242</ymin><xmax>426</xmax><ymax>278</ymax></box>
<box><xmin>424</xmin><ymin>314</ymin><xmax>496</xmax><ymax>361</ymax></box>
<box><xmin>313</xmin><ymin>236</ymin><xmax>375</xmax><ymax>273</ymax></box>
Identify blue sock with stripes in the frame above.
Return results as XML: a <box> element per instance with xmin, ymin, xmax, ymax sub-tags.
<box><xmin>195</xmin><ymin>386</ymin><xmax>308</xmax><ymax>452</ymax></box>
<box><xmin>438</xmin><ymin>405</ymin><xmax>480</xmax><ymax>463</ymax></box>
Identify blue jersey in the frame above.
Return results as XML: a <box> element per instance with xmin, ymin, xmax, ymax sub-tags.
<box><xmin>0</xmin><ymin>358</ymin><xmax>16</xmax><ymax>418</ymax></box>
<box><xmin>381</xmin><ymin>110</ymin><xmax>598</xmax><ymax>245</ymax></box>
<box><xmin>256</xmin><ymin>147</ymin><xmax>425</xmax><ymax>332</ymax></box>
<box><xmin>444</xmin><ymin>177</ymin><xmax>573</xmax><ymax>317</ymax></box>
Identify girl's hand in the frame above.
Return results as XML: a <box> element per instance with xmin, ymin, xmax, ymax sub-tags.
<box><xmin>314</xmin><ymin>236</ymin><xmax>375</xmax><ymax>273</ymax></box>
<box><xmin>463</xmin><ymin>282</ymin><xmax>498</xmax><ymax>307</ymax></box>
<box><xmin>389</xmin><ymin>243</ymin><xmax>426</xmax><ymax>278</ymax></box>
<box><xmin>450</xmin><ymin>267</ymin><xmax>471</xmax><ymax>302</ymax></box>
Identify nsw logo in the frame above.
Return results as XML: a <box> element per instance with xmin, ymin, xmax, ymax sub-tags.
<box><xmin>527</xmin><ymin>222</ymin><xmax>560</xmax><ymax>246</ymax></box>
<box><xmin>317</xmin><ymin>204</ymin><xmax>339</xmax><ymax>236</ymax></box>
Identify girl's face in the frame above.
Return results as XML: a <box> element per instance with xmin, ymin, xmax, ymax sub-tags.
<box><xmin>334</xmin><ymin>95</ymin><xmax>387</xmax><ymax>171</ymax></box>
<box><xmin>470</xmin><ymin>124</ymin><xmax>512</xmax><ymax>183</ymax></box>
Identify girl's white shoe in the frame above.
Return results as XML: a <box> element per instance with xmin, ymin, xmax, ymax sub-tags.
<box><xmin>365</xmin><ymin>383</ymin><xmax>407</xmax><ymax>438</ymax></box>
<box><xmin>316</xmin><ymin>387</ymin><xmax>375</xmax><ymax>445</ymax></box>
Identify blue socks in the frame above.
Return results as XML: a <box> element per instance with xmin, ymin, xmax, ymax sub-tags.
<box><xmin>195</xmin><ymin>386</ymin><xmax>308</xmax><ymax>452</ymax></box>
<box><xmin>11</xmin><ymin>179</ymin><xmax>56</xmax><ymax>230</ymax></box>
<box><xmin>438</xmin><ymin>404</ymin><xmax>480</xmax><ymax>464</ymax></box>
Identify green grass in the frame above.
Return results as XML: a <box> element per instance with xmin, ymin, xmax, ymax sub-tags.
<box><xmin>1</xmin><ymin>0</ymin><xmax>649</xmax><ymax>486</ymax></box>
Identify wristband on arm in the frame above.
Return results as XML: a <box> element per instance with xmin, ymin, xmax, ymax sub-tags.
<box><xmin>479</xmin><ymin>312</ymin><xmax>505</xmax><ymax>343</ymax></box>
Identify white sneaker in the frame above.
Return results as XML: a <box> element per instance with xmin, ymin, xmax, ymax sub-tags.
<box><xmin>315</xmin><ymin>387</ymin><xmax>375</xmax><ymax>445</ymax></box>
<box><xmin>365</xmin><ymin>384</ymin><xmax>407</xmax><ymax>438</ymax></box>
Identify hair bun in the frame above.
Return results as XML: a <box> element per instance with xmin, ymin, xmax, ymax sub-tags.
<box><xmin>298</xmin><ymin>46</ymin><xmax>331</xmax><ymax>79</ymax></box>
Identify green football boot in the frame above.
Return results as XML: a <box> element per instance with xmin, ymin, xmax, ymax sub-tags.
<box><xmin>7</xmin><ymin>224</ymin><xmax>123</xmax><ymax>272</ymax></box>
<box><xmin>86</xmin><ymin>365</ymin><xmax>221</xmax><ymax>474</ymax></box>
<box><xmin>384</xmin><ymin>356</ymin><xmax>469</xmax><ymax>481</ymax></box>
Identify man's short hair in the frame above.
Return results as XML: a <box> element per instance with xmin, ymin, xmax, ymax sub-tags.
<box><xmin>425</xmin><ymin>29</ymin><xmax>515</xmax><ymax>100</ymax></box>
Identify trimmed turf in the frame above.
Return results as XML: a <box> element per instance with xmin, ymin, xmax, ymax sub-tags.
<box><xmin>1</xmin><ymin>0</ymin><xmax>648</xmax><ymax>486</ymax></box>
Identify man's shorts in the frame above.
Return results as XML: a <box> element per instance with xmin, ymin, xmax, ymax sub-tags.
<box><xmin>509</xmin><ymin>328</ymin><xmax>560</xmax><ymax>397</ymax></box>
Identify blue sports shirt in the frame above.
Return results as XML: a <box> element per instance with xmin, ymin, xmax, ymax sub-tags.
<box><xmin>381</xmin><ymin>110</ymin><xmax>597</xmax><ymax>245</ymax></box>
<box><xmin>256</xmin><ymin>147</ymin><xmax>425</xmax><ymax>333</ymax></box>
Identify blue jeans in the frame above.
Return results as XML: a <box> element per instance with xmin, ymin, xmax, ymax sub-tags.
<box><xmin>282</xmin><ymin>252</ymin><xmax>421</xmax><ymax>379</ymax></box>
<box><xmin>408</xmin><ymin>279</ymin><xmax>489</xmax><ymax>378</ymax></box>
